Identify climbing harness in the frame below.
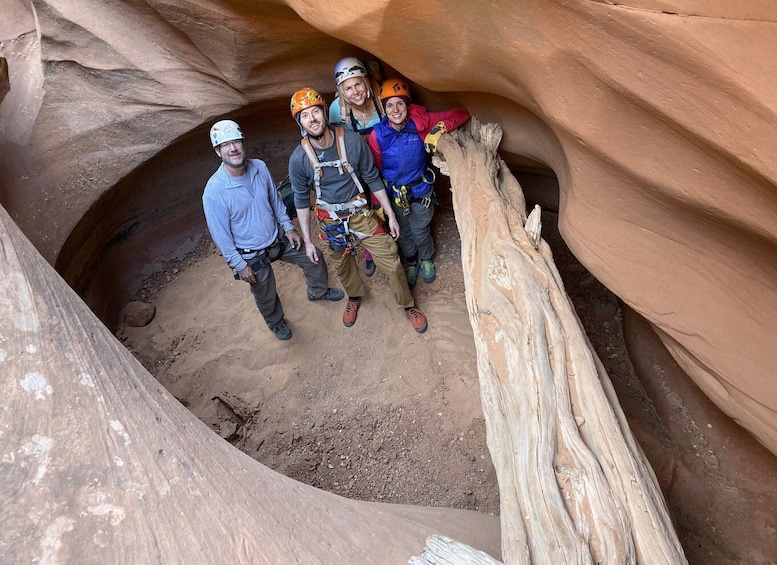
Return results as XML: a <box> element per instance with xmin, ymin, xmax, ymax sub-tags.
<box><xmin>386</xmin><ymin>167</ymin><xmax>437</xmax><ymax>215</ymax></box>
<box><xmin>301</xmin><ymin>127</ymin><xmax>381</xmax><ymax>253</ymax></box>
<box><xmin>301</xmin><ymin>127</ymin><xmax>369</xmax><ymax>218</ymax></box>
<box><xmin>232</xmin><ymin>230</ymin><xmax>288</xmax><ymax>279</ymax></box>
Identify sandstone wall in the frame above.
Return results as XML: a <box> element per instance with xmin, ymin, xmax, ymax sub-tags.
<box><xmin>1</xmin><ymin>0</ymin><xmax>776</xmax><ymax>464</ymax></box>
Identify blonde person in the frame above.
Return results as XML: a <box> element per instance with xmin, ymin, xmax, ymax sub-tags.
<box><xmin>329</xmin><ymin>57</ymin><xmax>385</xmax><ymax>276</ymax></box>
<box><xmin>329</xmin><ymin>56</ymin><xmax>384</xmax><ymax>137</ymax></box>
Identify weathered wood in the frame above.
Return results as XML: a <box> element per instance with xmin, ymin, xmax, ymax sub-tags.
<box><xmin>409</xmin><ymin>534</ymin><xmax>502</xmax><ymax>564</ymax></box>
<box><xmin>435</xmin><ymin>119</ymin><xmax>687</xmax><ymax>565</ymax></box>
<box><xmin>0</xmin><ymin>204</ymin><xmax>501</xmax><ymax>564</ymax></box>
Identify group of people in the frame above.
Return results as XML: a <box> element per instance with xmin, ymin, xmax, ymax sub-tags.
<box><xmin>202</xmin><ymin>57</ymin><xmax>470</xmax><ymax>341</ymax></box>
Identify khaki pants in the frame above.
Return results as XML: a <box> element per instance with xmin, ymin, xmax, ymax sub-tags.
<box><xmin>321</xmin><ymin>211</ymin><xmax>414</xmax><ymax>309</ymax></box>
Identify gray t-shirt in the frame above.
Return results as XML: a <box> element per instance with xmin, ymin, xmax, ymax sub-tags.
<box><xmin>288</xmin><ymin>127</ymin><xmax>386</xmax><ymax>209</ymax></box>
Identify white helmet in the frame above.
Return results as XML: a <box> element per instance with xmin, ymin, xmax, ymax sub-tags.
<box><xmin>333</xmin><ymin>57</ymin><xmax>368</xmax><ymax>86</ymax></box>
<box><xmin>210</xmin><ymin>119</ymin><xmax>244</xmax><ymax>147</ymax></box>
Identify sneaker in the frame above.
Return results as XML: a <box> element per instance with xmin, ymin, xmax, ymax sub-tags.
<box><xmin>342</xmin><ymin>297</ymin><xmax>361</xmax><ymax>327</ymax></box>
<box><xmin>364</xmin><ymin>259</ymin><xmax>376</xmax><ymax>277</ymax></box>
<box><xmin>405</xmin><ymin>307</ymin><xmax>428</xmax><ymax>333</ymax></box>
<box><xmin>420</xmin><ymin>260</ymin><xmax>436</xmax><ymax>283</ymax></box>
<box><xmin>309</xmin><ymin>288</ymin><xmax>345</xmax><ymax>302</ymax></box>
<box><xmin>406</xmin><ymin>263</ymin><xmax>419</xmax><ymax>290</ymax></box>
<box><xmin>272</xmin><ymin>321</ymin><xmax>292</xmax><ymax>341</ymax></box>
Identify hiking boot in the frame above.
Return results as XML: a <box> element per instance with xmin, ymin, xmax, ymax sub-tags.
<box><xmin>406</xmin><ymin>263</ymin><xmax>419</xmax><ymax>290</ymax></box>
<box><xmin>272</xmin><ymin>321</ymin><xmax>292</xmax><ymax>341</ymax></box>
<box><xmin>405</xmin><ymin>307</ymin><xmax>428</xmax><ymax>333</ymax></box>
<box><xmin>364</xmin><ymin>259</ymin><xmax>376</xmax><ymax>277</ymax></box>
<box><xmin>420</xmin><ymin>260</ymin><xmax>436</xmax><ymax>283</ymax></box>
<box><xmin>342</xmin><ymin>297</ymin><xmax>361</xmax><ymax>327</ymax></box>
<box><xmin>309</xmin><ymin>287</ymin><xmax>345</xmax><ymax>302</ymax></box>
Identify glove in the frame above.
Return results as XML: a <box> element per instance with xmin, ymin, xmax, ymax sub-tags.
<box><xmin>424</xmin><ymin>121</ymin><xmax>447</xmax><ymax>153</ymax></box>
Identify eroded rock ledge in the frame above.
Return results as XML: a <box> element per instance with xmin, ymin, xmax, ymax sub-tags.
<box><xmin>2</xmin><ymin>1</ymin><xmax>777</xmax><ymax>563</ymax></box>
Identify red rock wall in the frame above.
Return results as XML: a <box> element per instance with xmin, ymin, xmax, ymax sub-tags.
<box><xmin>1</xmin><ymin>0</ymin><xmax>776</xmax><ymax>457</ymax></box>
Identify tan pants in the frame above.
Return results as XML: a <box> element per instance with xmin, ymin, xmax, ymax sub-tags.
<box><xmin>321</xmin><ymin>211</ymin><xmax>414</xmax><ymax>309</ymax></box>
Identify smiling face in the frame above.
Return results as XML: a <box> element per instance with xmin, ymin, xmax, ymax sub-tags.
<box><xmin>215</xmin><ymin>138</ymin><xmax>246</xmax><ymax>175</ymax></box>
<box><xmin>298</xmin><ymin>105</ymin><xmax>328</xmax><ymax>139</ymax></box>
<box><xmin>340</xmin><ymin>77</ymin><xmax>369</xmax><ymax>108</ymax></box>
<box><xmin>384</xmin><ymin>97</ymin><xmax>408</xmax><ymax>130</ymax></box>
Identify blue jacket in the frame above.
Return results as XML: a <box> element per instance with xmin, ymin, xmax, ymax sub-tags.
<box><xmin>371</xmin><ymin>116</ymin><xmax>432</xmax><ymax>200</ymax></box>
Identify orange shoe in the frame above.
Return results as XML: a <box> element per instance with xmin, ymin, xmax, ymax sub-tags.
<box><xmin>405</xmin><ymin>307</ymin><xmax>427</xmax><ymax>333</ymax></box>
<box><xmin>343</xmin><ymin>297</ymin><xmax>361</xmax><ymax>327</ymax></box>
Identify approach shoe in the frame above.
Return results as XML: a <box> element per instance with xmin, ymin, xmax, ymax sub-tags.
<box><xmin>406</xmin><ymin>263</ymin><xmax>419</xmax><ymax>290</ymax></box>
<box><xmin>420</xmin><ymin>260</ymin><xmax>436</xmax><ymax>283</ymax></box>
<box><xmin>272</xmin><ymin>321</ymin><xmax>292</xmax><ymax>341</ymax></box>
<box><xmin>342</xmin><ymin>297</ymin><xmax>361</xmax><ymax>327</ymax></box>
<box><xmin>309</xmin><ymin>287</ymin><xmax>345</xmax><ymax>302</ymax></box>
<box><xmin>364</xmin><ymin>259</ymin><xmax>376</xmax><ymax>277</ymax></box>
<box><xmin>406</xmin><ymin>307</ymin><xmax>428</xmax><ymax>333</ymax></box>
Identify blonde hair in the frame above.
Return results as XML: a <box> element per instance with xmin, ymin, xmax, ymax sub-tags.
<box><xmin>335</xmin><ymin>76</ymin><xmax>384</xmax><ymax>125</ymax></box>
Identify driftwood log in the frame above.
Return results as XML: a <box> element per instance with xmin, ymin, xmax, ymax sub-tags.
<box><xmin>434</xmin><ymin>119</ymin><xmax>687</xmax><ymax>564</ymax></box>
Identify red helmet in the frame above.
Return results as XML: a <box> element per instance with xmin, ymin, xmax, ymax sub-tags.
<box><xmin>290</xmin><ymin>88</ymin><xmax>327</xmax><ymax>120</ymax></box>
<box><xmin>380</xmin><ymin>78</ymin><xmax>411</xmax><ymax>103</ymax></box>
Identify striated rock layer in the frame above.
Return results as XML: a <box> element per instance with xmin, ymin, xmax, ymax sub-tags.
<box><xmin>1</xmin><ymin>0</ymin><xmax>776</xmax><ymax>562</ymax></box>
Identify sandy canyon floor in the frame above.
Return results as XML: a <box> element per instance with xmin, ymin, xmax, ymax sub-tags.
<box><xmin>116</xmin><ymin>205</ymin><xmax>776</xmax><ymax>564</ymax></box>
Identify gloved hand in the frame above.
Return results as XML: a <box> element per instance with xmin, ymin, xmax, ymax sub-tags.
<box><xmin>424</xmin><ymin>121</ymin><xmax>447</xmax><ymax>153</ymax></box>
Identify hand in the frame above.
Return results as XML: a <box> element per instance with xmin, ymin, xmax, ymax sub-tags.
<box><xmin>286</xmin><ymin>229</ymin><xmax>302</xmax><ymax>250</ymax></box>
<box><xmin>304</xmin><ymin>241</ymin><xmax>320</xmax><ymax>264</ymax></box>
<box><xmin>387</xmin><ymin>215</ymin><xmax>400</xmax><ymax>240</ymax></box>
<box><xmin>424</xmin><ymin>121</ymin><xmax>447</xmax><ymax>153</ymax></box>
<box><xmin>237</xmin><ymin>265</ymin><xmax>257</xmax><ymax>284</ymax></box>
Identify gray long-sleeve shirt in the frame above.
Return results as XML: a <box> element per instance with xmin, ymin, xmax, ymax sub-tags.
<box><xmin>202</xmin><ymin>159</ymin><xmax>294</xmax><ymax>273</ymax></box>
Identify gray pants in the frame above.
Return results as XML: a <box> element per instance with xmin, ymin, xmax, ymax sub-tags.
<box><xmin>392</xmin><ymin>198</ymin><xmax>435</xmax><ymax>263</ymax></box>
<box><xmin>247</xmin><ymin>242</ymin><xmax>329</xmax><ymax>328</ymax></box>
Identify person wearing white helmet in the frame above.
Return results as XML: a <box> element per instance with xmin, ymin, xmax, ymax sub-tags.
<box><xmin>329</xmin><ymin>56</ymin><xmax>386</xmax><ymax>277</ymax></box>
<box><xmin>329</xmin><ymin>56</ymin><xmax>384</xmax><ymax>136</ymax></box>
<box><xmin>203</xmin><ymin>119</ymin><xmax>344</xmax><ymax>341</ymax></box>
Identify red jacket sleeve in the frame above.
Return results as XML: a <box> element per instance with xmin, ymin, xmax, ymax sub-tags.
<box><xmin>409</xmin><ymin>104</ymin><xmax>471</xmax><ymax>139</ymax></box>
<box><xmin>368</xmin><ymin>130</ymin><xmax>383</xmax><ymax>171</ymax></box>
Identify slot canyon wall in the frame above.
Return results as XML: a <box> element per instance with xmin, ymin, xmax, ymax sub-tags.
<box><xmin>1</xmin><ymin>0</ymin><xmax>776</xmax><ymax>562</ymax></box>
<box><xmin>2</xmin><ymin>0</ymin><xmax>776</xmax><ymax>461</ymax></box>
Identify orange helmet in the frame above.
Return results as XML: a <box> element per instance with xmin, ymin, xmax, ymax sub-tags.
<box><xmin>380</xmin><ymin>78</ymin><xmax>411</xmax><ymax>103</ymax></box>
<box><xmin>290</xmin><ymin>88</ymin><xmax>327</xmax><ymax>120</ymax></box>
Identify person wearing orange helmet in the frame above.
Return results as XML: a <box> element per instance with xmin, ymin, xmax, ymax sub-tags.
<box><xmin>203</xmin><ymin>119</ymin><xmax>344</xmax><ymax>341</ymax></box>
<box><xmin>288</xmin><ymin>88</ymin><xmax>428</xmax><ymax>333</ymax></box>
<box><xmin>368</xmin><ymin>78</ymin><xmax>470</xmax><ymax>288</ymax></box>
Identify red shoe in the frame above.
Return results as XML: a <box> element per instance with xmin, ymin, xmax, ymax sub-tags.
<box><xmin>343</xmin><ymin>297</ymin><xmax>361</xmax><ymax>327</ymax></box>
<box><xmin>406</xmin><ymin>307</ymin><xmax>427</xmax><ymax>333</ymax></box>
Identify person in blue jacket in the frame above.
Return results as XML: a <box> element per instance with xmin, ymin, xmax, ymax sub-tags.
<box><xmin>203</xmin><ymin>119</ymin><xmax>344</xmax><ymax>341</ymax></box>
<box><xmin>368</xmin><ymin>79</ymin><xmax>470</xmax><ymax>288</ymax></box>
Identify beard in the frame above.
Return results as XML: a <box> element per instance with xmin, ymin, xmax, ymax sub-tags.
<box><xmin>222</xmin><ymin>153</ymin><xmax>247</xmax><ymax>170</ymax></box>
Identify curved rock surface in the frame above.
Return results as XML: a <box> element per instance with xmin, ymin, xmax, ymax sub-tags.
<box><xmin>1</xmin><ymin>0</ymin><xmax>776</xmax><ymax>562</ymax></box>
